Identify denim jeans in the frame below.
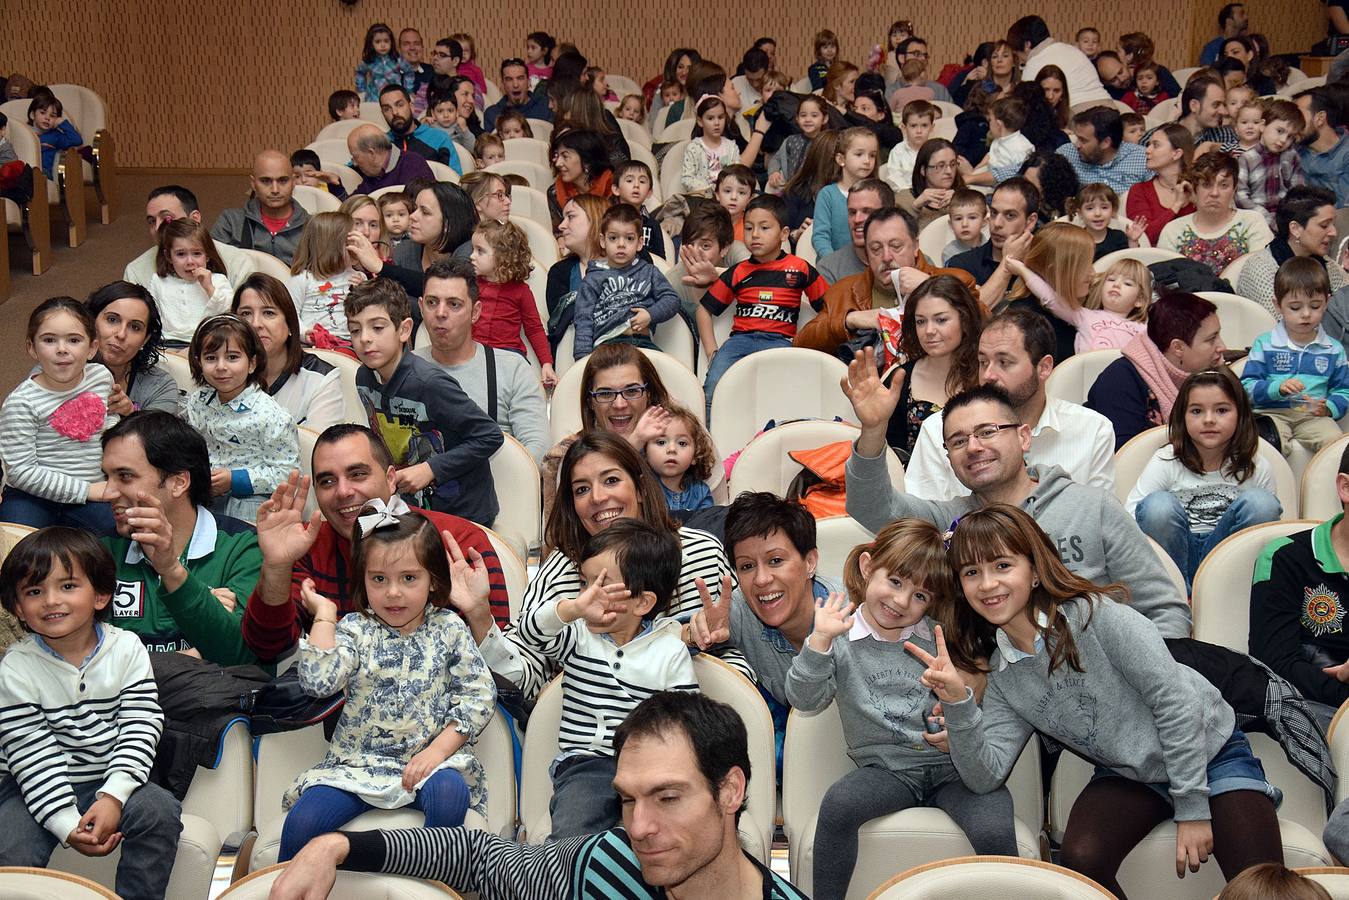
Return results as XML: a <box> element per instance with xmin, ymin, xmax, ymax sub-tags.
<box><xmin>278</xmin><ymin>768</ymin><xmax>470</xmax><ymax>861</ymax></box>
<box><xmin>548</xmin><ymin>754</ymin><xmax>619</xmax><ymax>839</ymax></box>
<box><xmin>0</xmin><ymin>776</ymin><xmax>181</xmax><ymax>900</ymax></box>
<box><xmin>1134</xmin><ymin>487</ymin><xmax>1282</xmax><ymax>592</ymax></box>
<box><xmin>0</xmin><ymin>488</ymin><xmax>116</xmax><ymax>535</ymax></box>
<box><xmin>703</xmin><ymin>331</ymin><xmax>792</xmax><ymax>421</ymax></box>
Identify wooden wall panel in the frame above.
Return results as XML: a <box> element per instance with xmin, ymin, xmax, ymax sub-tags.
<box><xmin>0</xmin><ymin>0</ymin><xmax>1323</xmax><ymax>170</ymax></box>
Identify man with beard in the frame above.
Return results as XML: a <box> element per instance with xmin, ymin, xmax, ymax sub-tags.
<box><xmin>379</xmin><ymin>84</ymin><xmax>461</xmax><ymax>174</ymax></box>
<box><xmin>1054</xmin><ymin>106</ymin><xmax>1150</xmax><ymax>194</ymax></box>
<box><xmin>903</xmin><ymin>309</ymin><xmax>1114</xmax><ymax>500</ymax></box>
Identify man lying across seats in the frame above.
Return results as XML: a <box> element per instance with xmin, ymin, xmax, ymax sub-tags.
<box><xmin>268</xmin><ymin>691</ymin><xmax>808</xmax><ymax>900</ymax></box>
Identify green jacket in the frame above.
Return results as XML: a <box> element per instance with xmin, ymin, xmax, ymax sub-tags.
<box><xmin>102</xmin><ymin>508</ymin><xmax>262</xmax><ymax>667</ymax></box>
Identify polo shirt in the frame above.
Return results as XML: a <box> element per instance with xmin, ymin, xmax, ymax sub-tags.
<box><xmin>947</xmin><ymin>240</ymin><xmax>999</xmax><ymax>285</ymax></box>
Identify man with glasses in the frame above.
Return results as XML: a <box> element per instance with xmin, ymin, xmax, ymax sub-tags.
<box><xmin>903</xmin><ymin>308</ymin><xmax>1115</xmax><ymax>501</ymax></box>
<box><xmin>484</xmin><ymin>58</ymin><xmax>551</xmax><ymax>130</ymax></box>
<box><xmin>884</xmin><ymin>37</ymin><xmax>952</xmax><ymax>106</ymax></box>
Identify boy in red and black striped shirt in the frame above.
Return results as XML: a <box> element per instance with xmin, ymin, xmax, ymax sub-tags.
<box><xmin>696</xmin><ymin>194</ymin><xmax>828</xmax><ymax>418</ymax></box>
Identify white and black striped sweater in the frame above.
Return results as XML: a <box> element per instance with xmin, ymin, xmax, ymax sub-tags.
<box><xmin>0</xmin><ymin>626</ymin><xmax>163</xmax><ymax>841</ymax></box>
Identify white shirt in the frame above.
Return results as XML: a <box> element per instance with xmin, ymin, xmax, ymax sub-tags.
<box><xmin>148</xmin><ymin>272</ymin><xmax>232</xmax><ymax>342</ymax></box>
<box><xmin>1125</xmin><ymin>448</ymin><xmax>1276</xmax><ymax>534</ymax></box>
<box><xmin>989</xmin><ymin>131</ymin><xmax>1035</xmax><ymax>170</ymax></box>
<box><xmin>731</xmin><ymin>74</ymin><xmax>763</xmax><ymax>112</ymax></box>
<box><xmin>123</xmin><ymin>242</ymin><xmax>257</xmax><ymax>291</ymax></box>
<box><xmin>884</xmin><ymin>141</ymin><xmax>920</xmax><ymax>194</ymax></box>
<box><xmin>1020</xmin><ymin>40</ymin><xmax>1111</xmax><ymax>106</ymax></box>
<box><xmin>906</xmin><ymin>395</ymin><xmax>1117</xmax><ymax>500</ymax></box>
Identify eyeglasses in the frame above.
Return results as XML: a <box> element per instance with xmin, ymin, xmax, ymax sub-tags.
<box><xmin>907</xmin><ymin>49</ymin><xmax>929</xmax><ymax>58</ymax></box>
<box><xmin>943</xmin><ymin>423</ymin><xmax>1019</xmax><ymax>452</ymax></box>
<box><xmin>926</xmin><ymin>160</ymin><xmax>959</xmax><ymax>171</ymax></box>
<box><xmin>589</xmin><ymin>384</ymin><xmax>648</xmax><ymax>404</ymax></box>
<box><xmin>488</xmin><ymin>189</ymin><xmax>510</xmax><ymax>202</ymax></box>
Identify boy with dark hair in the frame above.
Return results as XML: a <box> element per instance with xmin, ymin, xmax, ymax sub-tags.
<box><xmin>1237</xmin><ymin>98</ymin><xmax>1307</xmax><ymax>227</ymax></box>
<box><xmin>1075</xmin><ymin>27</ymin><xmax>1102</xmax><ymax>60</ymax></box>
<box><xmin>515</xmin><ymin>518</ymin><xmax>697</xmax><ymax>838</ymax></box>
<box><xmin>611</xmin><ymin>159</ymin><xmax>666</xmax><ymax>261</ymax></box>
<box><xmin>345</xmin><ymin>278</ymin><xmax>503</xmax><ymax>525</ymax></box>
<box><xmin>666</xmin><ymin>203</ymin><xmax>749</xmax><ymax>322</ymax></box>
<box><xmin>883</xmin><ymin>99</ymin><xmax>936</xmax><ymax>193</ymax></box>
<box><xmin>327</xmin><ymin>89</ymin><xmax>360</xmax><ymax>122</ymax></box>
<box><xmin>572</xmin><ymin>204</ymin><xmax>680</xmax><ymax>358</ymax></box>
<box><xmin>944</xmin><ymin>189</ymin><xmax>988</xmax><ymax>263</ymax></box>
<box><xmin>0</xmin><ymin>528</ymin><xmax>182</xmax><ymax>900</ymax></box>
<box><xmin>714</xmin><ymin>164</ymin><xmax>756</xmax><ymax>242</ymax></box>
<box><xmin>290</xmin><ymin>148</ymin><xmax>347</xmax><ymax>199</ymax></box>
<box><xmin>697</xmin><ymin>195</ymin><xmax>828</xmax><ymax>417</ymax></box>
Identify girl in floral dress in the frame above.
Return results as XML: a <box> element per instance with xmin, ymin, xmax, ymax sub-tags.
<box><xmin>277</xmin><ymin>500</ymin><xmax>496</xmax><ymax>860</ymax></box>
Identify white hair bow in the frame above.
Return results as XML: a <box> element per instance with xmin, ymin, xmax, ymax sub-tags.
<box><xmin>355</xmin><ymin>495</ymin><xmax>413</xmax><ymax>538</ymax></box>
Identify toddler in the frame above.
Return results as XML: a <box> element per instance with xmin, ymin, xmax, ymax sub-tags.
<box><xmin>699</xmin><ymin>194</ymin><xmax>828</xmax><ymax>418</ymax></box>
<box><xmin>0</xmin><ymin>298</ymin><xmax>115</xmax><ymax>531</ymax></box>
<box><xmin>355</xmin><ymin>23</ymin><xmax>413</xmax><ymax>102</ymax></box>
<box><xmin>813</xmin><ymin>127</ymin><xmax>878</xmax><ymax>258</ymax></box>
<box><xmin>715</xmin><ymin>165</ymin><xmax>756</xmax><ymax>245</ymax></box>
<box><xmin>1123</xmin><ymin>63</ymin><xmax>1169</xmax><ymax>115</ymax></box>
<box><xmin>1242</xmin><ymin>256</ymin><xmax>1349</xmax><ymax>456</ymax></box>
<box><xmin>1236</xmin><ymin>99</ymin><xmax>1306</xmax><ymax>227</ymax></box>
<box><xmin>378</xmin><ymin>193</ymin><xmax>413</xmax><ymax>249</ymax></box>
<box><xmin>148</xmin><ymin>218</ymin><xmax>231</xmax><ymax>344</ymax></box>
<box><xmin>28</xmin><ymin>88</ymin><xmax>82</xmax><ymax>178</ymax></box>
<box><xmin>612</xmin><ymin>159</ymin><xmax>666</xmax><ymax>261</ymax></box>
<box><xmin>288</xmin><ymin>211</ymin><xmax>364</xmax><ymax>342</ymax></box>
<box><xmin>1225</xmin><ymin>84</ymin><xmax>1257</xmax><ymax>125</ymax></box>
<box><xmin>0</xmin><ymin>528</ymin><xmax>181</xmax><ymax>900</ymax></box>
<box><xmin>278</xmin><ymin>505</ymin><xmax>495</xmax><ymax>860</ymax></box>
<box><xmin>942</xmin><ymin>189</ymin><xmax>988</xmax><ymax>264</ymax></box>
<box><xmin>469</xmin><ymin>219</ymin><xmax>556</xmax><ymax>386</ymax></box>
<box><xmin>328</xmin><ymin>89</ymin><xmax>361</xmax><ymax>122</ymax></box>
<box><xmin>515</xmin><ymin>518</ymin><xmax>697</xmax><ymax>837</ymax></box>
<box><xmin>980</xmin><ymin>97</ymin><xmax>1033</xmax><ymax>176</ymax></box>
<box><xmin>1232</xmin><ymin>100</ymin><xmax>1266</xmax><ymax>155</ymax></box>
<box><xmin>811</xmin><ymin>30</ymin><xmax>840</xmax><ymax>91</ymax></box>
<box><xmin>767</xmin><ymin>95</ymin><xmax>830</xmax><ymax>192</ymax></box>
<box><xmin>643</xmin><ymin>404</ymin><xmax>716</xmax><ymax>511</ymax></box>
<box><xmin>616</xmin><ymin>94</ymin><xmax>645</xmax><ymax>124</ymax></box>
<box><xmin>884</xmin><ymin>100</ymin><xmax>936</xmax><ymax>196</ymax></box>
<box><xmin>679</xmin><ymin>96</ymin><xmax>740</xmax><ymax>197</ymax></box>
<box><xmin>182</xmin><ymin>315</ymin><xmax>299</xmax><ymax>523</ymax></box>
<box><xmin>1120</xmin><ymin>112</ymin><xmax>1146</xmax><ymax>146</ymax></box>
<box><xmin>1072</xmin><ymin>183</ymin><xmax>1146</xmax><ymax>258</ymax></box>
<box><xmin>495</xmin><ymin>110</ymin><xmax>533</xmax><ymax>141</ymax></box>
<box><xmin>290</xmin><ymin>149</ymin><xmax>347</xmax><ymax>200</ymax></box>
<box><xmin>573</xmin><ymin>205</ymin><xmax>680</xmax><ymax>358</ymax></box>
<box><xmin>451</xmin><ymin>32</ymin><xmax>487</xmax><ymax>97</ymax></box>
<box><xmin>1076</xmin><ymin>26</ymin><xmax>1102</xmax><ymax>59</ymax></box>
<box><xmin>660</xmin><ymin>79</ymin><xmax>685</xmax><ymax>111</ymax></box>
<box><xmin>475</xmin><ymin>132</ymin><xmax>506</xmax><ymax>168</ymax></box>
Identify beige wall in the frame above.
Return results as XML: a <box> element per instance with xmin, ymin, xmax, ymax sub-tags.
<box><xmin>0</xmin><ymin>0</ymin><xmax>1324</xmax><ymax>169</ymax></box>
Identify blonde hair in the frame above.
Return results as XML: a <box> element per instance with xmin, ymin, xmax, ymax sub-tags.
<box><xmin>339</xmin><ymin>194</ymin><xmax>386</xmax><ymax>250</ymax></box>
<box><xmin>289</xmin><ymin>212</ymin><xmax>354</xmax><ymax>278</ymax></box>
<box><xmin>1009</xmin><ymin>222</ymin><xmax>1096</xmax><ymax>310</ymax></box>
<box><xmin>843</xmin><ymin>519</ymin><xmax>953</xmax><ymax>613</ymax></box>
<box><xmin>1085</xmin><ymin>258</ymin><xmax>1152</xmax><ymax>322</ymax></box>
<box><xmin>474</xmin><ymin>132</ymin><xmax>505</xmax><ymax>163</ymax></box>
<box><xmin>474</xmin><ymin>219</ymin><xmax>533</xmax><ymax>283</ymax></box>
<box><xmin>617</xmin><ymin>94</ymin><xmax>645</xmax><ymax>124</ymax></box>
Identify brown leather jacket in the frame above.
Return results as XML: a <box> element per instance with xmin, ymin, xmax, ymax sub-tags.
<box><xmin>795</xmin><ymin>255</ymin><xmax>977</xmax><ymax>354</ymax></box>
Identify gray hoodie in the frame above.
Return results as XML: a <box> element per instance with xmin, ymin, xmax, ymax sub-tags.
<box><xmin>845</xmin><ymin>447</ymin><xmax>1193</xmax><ymax>639</ymax></box>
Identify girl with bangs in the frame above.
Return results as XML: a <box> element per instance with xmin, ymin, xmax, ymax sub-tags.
<box><xmin>788</xmin><ymin>518</ymin><xmax>1018</xmax><ymax>899</ymax></box>
<box><xmin>909</xmin><ymin>504</ymin><xmax>1282</xmax><ymax>896</ymax></box>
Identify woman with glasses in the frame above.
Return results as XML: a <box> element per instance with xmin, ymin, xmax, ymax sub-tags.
<box><xmin>896</xmin><ymin>139</ymin><xmax>965</xmax><ymax>233</ymax></box>
<box><xmin>459</xmin><ymin>171</ymin><xmax>513</xmax><ymax>224</ymax></box>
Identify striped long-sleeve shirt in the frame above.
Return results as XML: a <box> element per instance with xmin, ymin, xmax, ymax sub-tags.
<box><xmin>516</xmin><ymin>601</ymin><xmax>696</xmax><ymax>756</ymax></box>
<box><xmin>0</xmin><ymin>626</ymin><xmax>163</xmax><ymax>841</ymax></box>
<box><xmin>477</xmin><ymin>527</ymin><xmax>753</xmax><ymax>699</ymax></box>
<box><xmin>340</xmin><ymin>826</ymin><xmax>810</xmax><ymax>899</ymax></box>
<box><xmin>0</xmin><ymin>363</ymin><xmax>116</xmax><ymax>505</ymax></box>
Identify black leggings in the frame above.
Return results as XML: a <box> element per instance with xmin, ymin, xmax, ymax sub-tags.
<box><xmin>1058</xmin><ymin>776</ymin><xmax>1282</xmax><ymax>898</ymax></box>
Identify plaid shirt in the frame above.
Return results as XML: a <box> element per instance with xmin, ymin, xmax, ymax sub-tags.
<box><xmin>1054</xmin><ymin>141</ymin><xmax>1151</xmax><ymax>194</ymax></box>
<box><xmin>1238</xmin><ymin>145</ymin><xmax>1306</xmax><ymax>227</ymax></box>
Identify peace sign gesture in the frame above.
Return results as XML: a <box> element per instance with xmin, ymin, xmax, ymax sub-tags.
<box><xmin>903</xmin><ymin>625</ymin><xmax>968</xmax><ymax>704</ymax></box>
<box><xmin>686</xmin><ymin>574</ymin><xmax>734</xmax><ymax>649</ymax></box>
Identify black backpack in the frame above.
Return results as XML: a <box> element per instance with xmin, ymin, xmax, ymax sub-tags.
<box><xmin>1148</xmin><ymin>258</ymin><xmax>1234</xmax><ymax>295</ymax></box>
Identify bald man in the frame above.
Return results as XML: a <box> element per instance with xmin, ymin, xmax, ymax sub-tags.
<box><xmin>347</xmin><ymin>123</ymin><xmax>434</xmax><ymax>196</ymax></box>
<box><xmin>210</xmin><ymin>149</ymin><xmax>311</xmax><ymax>265</ymax></box>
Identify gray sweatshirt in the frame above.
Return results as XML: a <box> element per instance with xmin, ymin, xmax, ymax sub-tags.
<box><xmin>943</xmin><ymin>597</ymin><xmax>1234</xmax><ymax>821</ymax></box>
<box><xmin>572</xmin><ymin>258</ymin><xmax>680</xmax><ymax>358</ymax></box>
<box><xmin>786</xmin><ymin>619</ymin><xmax>947</xmax><ymax>772</ymax></box>
<box><xmin>715</xmin><ymin>577</ymin><xmax>839</xmax><ymax>705</ymax></box>
<box><xmin>415</xmin><ymin>344</ymin><xmax>550</xmax><ymax>464</ymax></box>
<box><xmin>845</xmin><ymin>449</ymin><xmax>1193</xmax><ymax>639</ymax></box>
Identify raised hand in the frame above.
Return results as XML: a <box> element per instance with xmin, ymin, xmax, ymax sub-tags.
<box><xmin>806</xmin><ymin>591</ymin><xmax>856</xmax><ymax>652</ymax></box>
<box><xmin>1125</xmin><ymin>216</ymin><xmax>1149</xmax><ymax>244</ymax></box>
<box><xmin>842</xmin><ymin>347</ymin><xmax>904</xmax><ymax>431</ymax></box>
<box><xmin>904</xmin><ymin>625</ymin><xmax>968</xmax><ymax>704</ymax></box>
<box><xmin>443</xmin><ymin>531</ymin><xmax>490</xmax><ymax>619</ymax></box>
<box><xmin>687</xmin><ymin>574</ymin><xmax>734</xmax><ymax>648</ymax></box>
<box><xmin>255</xmin><ymin>471</ymin><xmax>324</xmax><ymax>569</ymax></box>
<box><xmin>630</xmin><ymin>405</ymin><xmax>673</xmax><ymax>447</ymax></box>
<box><xmin>558</xmin><ymin>569</ymin><xmax>631</xmax><ymax>628</ymax></box>
<box><xmin>299</xmin><ymin>578</ymin><xmax>339</xmax><ymax>622</ymax></box>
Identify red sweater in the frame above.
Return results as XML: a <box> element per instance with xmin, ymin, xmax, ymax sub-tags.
<box><xmin>1126</xmin><ymin>178</ymin><xmax>1195</xmax><ymax>247</ymax></box>
<box><xmin>471</xmin><ymin>279</ymin><xmax>553</xmax><ymax>364</ymax></box>
<box><xmin>241</xmin><ymin>508</ymin><xmax>510</xmax><ymax>661</ymax></box>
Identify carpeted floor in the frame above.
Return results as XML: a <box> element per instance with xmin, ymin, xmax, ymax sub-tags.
<box><xmin>1</xmin><ymin>171</ymin><xmax>248</xmax><ymax>394</ymax></box>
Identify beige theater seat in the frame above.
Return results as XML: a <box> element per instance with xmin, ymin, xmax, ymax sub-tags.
<box><xmin>47</xmin><ymin>84</ymin><xmax>116</xmax><ymax>226</ymax></box>
<box><xmin>224</xmin><ymin>865</ymin><xmax>463</xmax><ymax>898</ymax></box>
<box><xmin>314</xmin><ymin>119</ymin><xmax>365</xmax><ymax>144</ymax></box>
<box><xmin>617</xmin><ymin>115</ymin><xmax>652</xmax><ymax>150</ymax></box>
<box><xmin>181</xmin><ymin>717</ymin><xmax>255</xmax><ymax>845</ymax></box>
<box><xmin>50</xmin><ymin>813</ymin><xmax>222</xmax><ymax>900</ymax></box>
<box><xmin>1092</xmin><ymin>246</ymin><xmax>1182</xmax><ymax>273</ymax></box>
<box><xmin>160</xmin><ymin>349</ymin><xmax>195</xmax><ymax>397</ymax></box>
<box><xmin>1221</xmin><ymin>253</ymin><xmax>1253</xmax><ymax>286</ymax></box>
<box><xmin>488</xmin><ymin>434</ymin><xmax>542</xmax><ymax>561</ymax></box>
<box><xmin>1328</xmin><ymin>705</ymin><xmax>1349</xmax><ymax>808</ymax></box>
<box><xmin>627</xmin><ymin>143</ymin><xmax>662</xmax><ymax>206</ymax></box>
<box><xmin>296</xmin><ymin>425</ymin><xmax>321</xmax><ymax>518</ymax></box>
<box><xmin>484</xmin><ymin>160</ymin><xmax>551</xmax><ymax>192</ymax></box>
<box><xmin>526</xmin><ymin>118</ymin><xmax>552</xmax><ymax>142</ymax></box>
<box><xmin>1301</xmin><ymin>434</ymin><xmax>1349</xmax><ymax>522</ymax></box>
<box><xmin>795</xmin><ymin>223</ymin><xmax>817</xmax><ymax>264</ymax></box>
<box><xmin>1297</xmin><ymin>868</ymin><xmax>1349</xmax><ymax>899</ymax></box>
<box><xmin>507</xmin><ymin>185</ymin><xmax>554</xmax><ymax>232</ymax></box>
<box><xmin>815</xmin><ymin>516</ymin><xmax>879</xmax><ymax>584</ymax></box>
<box><xmin>369</xmin><ymin>184</ymin><xmax>406</xmax><ymax>201</ymax></box>
<box><xmin>868</xmin><ymin>857</ymin><xmax>1114</xmax><ymax>899</ymax></box>
<box><xmin>1195</xmin><ymin>291</ymin><xmax>1276</xmax><ymax>351</ymax></box>
<box><xmin>0</xmin><ymin>110</ymin><xmax>82</xmax><ymax>250</ymax></box>
<box><xmin>503</xmin><ymin>137</ymin><xmax>550</xmax><ymax>168</ymax></box>
<box><xmin>427</xmin><ymin>160</ymin><xmax>460</xmax><ymax>185</ymax></box>
<box><xmin>1044</xmin><ymin>348</ymin><xmax>1121</xmax><ymax>406</ymax></box>
<box><xmin>511</xmin><ymin>214</ymin><xmax>560</xmax><ymax>266</ymax></box>
<box><xmin>728</xmin><ymin>421</ymin><xmax>903</xmax><ymax>500</ymax></box>
<box><xmin>650</xmin><ymin>315</ymin><xmax>698</xmax><ymax>371</ymax></box>
<box><xmin>233</xmin><ymin>248</ymin><xmax>292</xmax><ymax>282</ymax></box>
<box><xmin>549</xmin><ymin>347</ymin><xmax>704</xmax><ymax>442</ymax></box>
<box><xmin>1</xmin><ymin>127</ymin><xmax>52</xmax><ymax>275</ymax></box>
<box><xmin>518</xmin><ymin>657</ymin><xmax>777</xmax><ymax>861</ymax></box>
<box><xmin>708</xmin><ymin>347</ymin><xmax>853</xmax><ymax>454</ymax></box>
<box><xmin>657</xmin><ymin>116</ymin><xmax>697</xmax><ymax>144</ymax></box>
<box><xmin>918</xmin><ymin>217</ymin><xmax>987</xmax><ymax>266</ymax></box>
<box><xmin>659</xmin><ymin>139</ymin><xmax>692</xmax><ymax>202</ymax></box>
<box><xmin>306</xmin><ymin>139</ymin><xmax>353</xmax><ymax>170</ymax></box>
<box><xmin>307</xmin><ymin>349</ymin><xmax>366</xmax><ymax>426</ymax></box>
<box><xmin>481</xmin><ymin>525</ymin><xmax>528</xmax><ymax>621</ymax></box>
<box><xmin>292</xmin><ymin>184</ymin><xmax>341</xmax><ymax>215</ymax></box>
<box><xmin>0</xmin><ymin>868</ymin><xmax>119</xmax><ymax>899</ymax></box>
<box><xmin>248</xmin><ymin>710</ymin><xmax>516</xmax><ymax>871</ymax></box>
<box><xmin>784</xmin><ymin>703</ymin><xmax>1046</xmax><ymax>899</ymax></box>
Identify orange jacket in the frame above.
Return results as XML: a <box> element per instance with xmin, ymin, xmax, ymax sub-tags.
<box><xmin>794</xmin><ymin>257</ymin><xmax>977</xmax><ymax>354</ymax></box>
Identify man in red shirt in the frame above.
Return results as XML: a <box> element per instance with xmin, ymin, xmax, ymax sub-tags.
<box><xmin>209</xmin><ymin>149</ymin><xmax>310</xmax><ymax>265</ymax></box>
<box><xmin>241</xmin><ymin>424</ymin><xmax>510</xmax><ymax>661</ymax></box>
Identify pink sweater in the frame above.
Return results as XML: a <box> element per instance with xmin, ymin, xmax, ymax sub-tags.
<box><xmin>1025</xmin><ymin>269</ymin><xmax>1146</xmax><ymax>352</ymax></box>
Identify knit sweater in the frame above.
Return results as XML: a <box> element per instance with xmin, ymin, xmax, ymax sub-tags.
<box><xmin>572</xmin><ymin>259</ymin><xmax>680</xmax><ymax>358</ymax></box>
<box><xmin>1241</xmin><ymin>322</ymin><xmax>1349</xmax><ymax>417</ymax></box>
<box><xmin>472</xmin><ymin>280</ymin><xmax>552</xmax><ymax>363</ymax></box>
<box><xmin>0</xmin><ymin>363</ymin><xmax>115</xmax><ymax>504</ymax></box>
<box><xmin>1236</xmin><ymin>246</ymin><xmax>1349</xmax><ymax>318</ymax></box>
<box><xmin>812</xmin><ymin>183</ymin><xmax>850</xmax><ymax>258</ymax></box>
<box><xmin>0</xmin><ymin>627</ymin><xmax>163</xmax><ymax>841</ymax></box>
<box><xmin>149</xmin><ymin>272</ymin><xmax>232</xmax><ymax>343</ymax></box>
<box><xmin>944</xmin><ymin>596</ymin><xmax>1234</xmax><ymax>821</ymax></box>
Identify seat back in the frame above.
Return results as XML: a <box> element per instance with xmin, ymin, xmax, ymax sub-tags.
<box><xmin>526</xmin><ymin>118</ymin><xmax>553</xmax><ymax>142</ymax></box>
<box><xmin>869</xmin><ymin>857</ymin><xmax>1114</xmax><ymax>899</ymax></box>
<box><xmin>932</xmin><ymin>100</ymin><xmax>964</xmax><ymax>123</ymax></box>
<box><xmin>427</xmin><ymin>160</ymin><xmax>460</xmax><ymax>184</ymax></box>
<box><xmin>657</xmin><ymin>116</ymin><xmax>697</xmax><ymax>144</ymax></box>
<box><xmin>1221</xmin><ymin>252</ymin><xmax>1252</xmax><ymax>285</ymax></box>
<box><xmin>483</xmin><ymin>78</ymin><xmax>503</xmax><ymax>106</ymax></box>
<box><xmin>221</xmin><ymin>864</ymin><xmax>462</xmax><ymax>898</ymax></box>
<box><xmin>607</xmin><ymin>74</ymin><xmax>643</xmax><ymax>98</ymax></box>
<box><xmin>795</xmin><ymin>223</ymin><xmax>817</xmax><ymax>264</ymax></box>
<box><xmin>1092</xmin><ymin>246</ymin><xmax>1181</xmax><ymax>272</ymax></box>
<box><xmin>651</xmin><ymin>314</ymin><xmax>698</xmax><ymax>370</ymax></box>
<box><xmin>306</xmin><ymin>139</ymin><xmax>352</xmax><ymax>169</ymax></box>
<box><xmin>488</xmin><ymin>435</ymin><xmax>541</xmax><ymax>561</ymax></box>
<box><xmin>232</xmin><ymin>247</ymin><xmax>292</xmax><ymax>281</ymax></box>
<box><xmin>369</xmin><ymin>184</ymin><xmax>406</xmax><ymax>201</ymax></box>
<box><xmin>1</xmin><ymin>118</ymin><xmax>41</xmax><ymax>170</ymax></box>
<box><xmin>917</xmin><ymin>217</ymin><xmax>987</xmax><ymax>266</ymax></box>
<box><xmin>506</xmin><ymin>185</ymin><xmax>552</xmax><ymax>231</ymax></box>
<box><xmin>503</xmin><ymin>137</ymin><xmax>551</xmax><ymax>168</ymax></box>
<box><xmin>814</xmin><ymin>515</ymin><xmax>879</xmax><ymax>584</ymax></box>
<box><xmin>1190</xmin><ymin>519</ymin><xmax>1317</xmax><ymax>652</ymax></box>
<box><xmin>358</xmin><ymin>102</ymin><xmax>384</xmax><ymax>124</ymax></box>
<box><xmin>314</xmin><ymin>119</ymin><xmax>364</xmax><ymax>144</ymax></box>
<box><xmin>306</xmin><ymin>349</ymin><xmax>366</xmax><ymax>426</ymax></box>
<box><xmin>1297</xmin><ymin>868</ymin><xmax>1349</xmax><ymax>899</ymax></box>
<box><xmin>1112</xmin><ymin>426</ymin><xmax>1298</xmax><ymax>517</ymax></box>
<box><xmin>481</xmin><ymin>525</ymin><xmax>528</xmax><ymax>621</ymax></box>
<box><xmin>1146</xmin><ymin>536</ymin><xmax>1188</xmax><ymax>599</ymax></box>
<box><xmin>1329</xmin><ymin>704</ymin><xmax>1349</xmax><ymax>807</ymax></box>
<box><xmin>627</xmin><ymin>143</ymin><xmax>662</xmax><ymax>205</ymax></box>
<box><xmin>659</xmin><ymin>139</ymin><xmax>691</xmax><ymax>201</ymax></box>
<box><xmin>617</xmin><ymin>116</ymin><xmax>652</xmax><ymax>150</ymax></box>
<box><xmin>292</xmin><ymin>185</ymin><xmax>341</xmax><ymax>215</ymax></box>
<box><xmin>47</xmin><ymin>85</ymin><xmax>108</xmax><ymax>136</ymax></box>
<box><xmin>1044</xmin><ymin>348</ymin><xmax>1122</xmax><ymax>405</ymax></box>
<box><xmin>484</xmin><ymin>160</ymin><xmax>551</xmax><ymax>191</ymax></box>
<box><xmin>0</xmin><ymin>868</ymin><xmax>120</xmax><ymax>899</ymax></box>
<box><xmin>710</xmin><ymin>348</ymin><xmax>853</xmax><ymax>454</ymax></box>
<box><xmin>160</xmin><ymin>350</ymin><xmax>196</xmax><ymax>397</ymax></box>
<box><xmin>728</xmin><ymin>421</ymin><xmax>904</xmax><ymax>499</ymax></box>
<box><xmin>1301</xmin><ymin>434</ymin><xmax>1349</xmax><ymax>522</ymax></box>
<box><xmin>550</xmin><ymin>347</ymin><xmax>705</xmax><ymax>443</ymax></box>
<box><xmin>295</xmin><ymin>426</ymin><xmax>321</xmax><ymax>517</ymax></box>
<box><xmin>1195</xmin><ymin>291</ymin><xmax>1276</xmax><ymax>350</ymax></box>
<box><xmin>511</xmin><ymin>214</ymin><xmax>560</xmax><ymax>266</ymax></box>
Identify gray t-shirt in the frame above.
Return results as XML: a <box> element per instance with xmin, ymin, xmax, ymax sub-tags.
<box><xmin>415</xmin><ymin>343</ymin><xmax>550</xmax><ymax>464</ymax></box>
<box><xmin>818</xmin><ymin>246</ymin><xmax>867</xmax><ymax>285</ymax></box>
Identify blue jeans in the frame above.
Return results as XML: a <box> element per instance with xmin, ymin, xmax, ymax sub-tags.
<box><xmin>703</xmin><ymin>331</ymin><xmax>792</xmax><ymax>421</ymax></box>
<box><xmin>0</xmin><ymin>487</ymin><xmax>116</xmax><ymax>535</ymax></box>
<box><xmin>0</xmin><ymin>776</ymin><xmax>181</xmax><ymax>900</ymax></box>
<box><xmin>548</xmin><ymin>754</ymin><xmax>619</xmax><ymax>839</ymax></box>
<box><xmin>1092</xmin><ymin>728</ymin><xmax>1282</xmax><ymax>807</ymax></box>
<box><xmin>278</xmin><ymin>768</ymin><xmax>469</xmax><ymax>861</ymax></box>
<box><xmin>1134</xmin><ymin>488</ymin><xmax>1282</xmax><ymax>592</ymax></box>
